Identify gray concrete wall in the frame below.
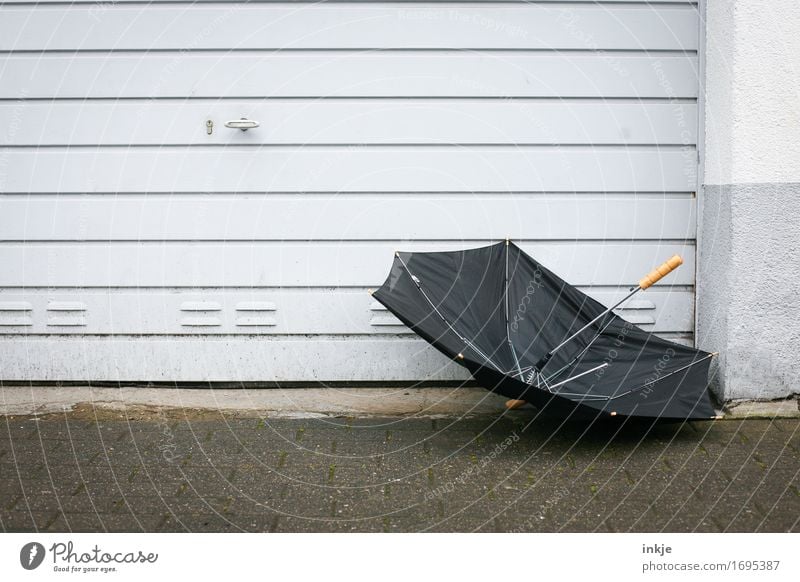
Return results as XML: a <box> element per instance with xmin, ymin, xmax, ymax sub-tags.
<box><xmin>698</xmin><ymin>187</ymin><xmax>800</xmax><ymax>400</ymax></box>
<box><xmin>698</xmin><ymin>0</ymin><xmax>800</xmax><ymax>401</ymax></box>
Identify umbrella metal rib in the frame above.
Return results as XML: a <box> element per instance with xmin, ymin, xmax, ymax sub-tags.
<box><xmin>394</xmin><ymin>253</ymin><xmax>505</xmax><ymax>374</ymax></box>
<box><xmin>554</xmin><ymin>352</ymin><xmax>716</xmax><ymax>402</ymax></box>
<box><xmin>608</xmin><ymin>352</ymin><xmax>716</xmax><ymax>401</ymax></box>
<box><xmin>543</xmin><ymin>316</ymin><xmax>618</xmax><ymax>384</ymax></box>
<box><xmin>547</xmin><ymin>362</ymin><xmax>608</xmax><ymax>391</ymax></box>
<box><xmin>524</xmin><ymin>367</ymin><xmax>554</xmax><ymax>391</ymax></box>
<box><xmin>504</xmin><ymin>239</ymin><xmax>524</xmax><ymax>377</ymax></box>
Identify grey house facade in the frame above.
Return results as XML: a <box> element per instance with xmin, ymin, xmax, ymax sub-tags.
<box><xmin>0</xmin><ymin>0</ymin><xmax>796</xmax><ymax>404</ymax></box>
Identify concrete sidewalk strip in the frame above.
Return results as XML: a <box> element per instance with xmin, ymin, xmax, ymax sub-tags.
<box><xmin>0</xmin><ymin>386</ymin><xmax>510</xmax><ymax>418</ymax></box>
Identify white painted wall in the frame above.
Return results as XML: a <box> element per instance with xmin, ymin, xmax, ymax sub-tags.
<box><xmin>699</xmin><ymin>0</ymin><xmax>800</xmax><ymax>400</ymax></box>
<box><xmin>0</xmin><ymin>0</ymin><xmax>703</xmax><ymax>383</ymax></box>
<box><xmin>704</xmin><ymin>0</ymin><xmax>800</xmax><ymax>185</ymax></box>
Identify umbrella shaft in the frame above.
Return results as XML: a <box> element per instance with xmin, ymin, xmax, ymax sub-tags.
<box><xmin>537</xmin><ymin>286</ymin><xmax>641</xmax><ymax>370</ymax></box>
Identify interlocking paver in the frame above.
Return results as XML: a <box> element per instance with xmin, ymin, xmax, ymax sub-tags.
<box><xmin>0</xmin><ymin>410</ymin><xmax>798</xmax><ymax>532</ymax></box>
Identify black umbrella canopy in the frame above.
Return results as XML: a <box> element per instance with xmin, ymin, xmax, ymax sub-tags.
<box><xmin>372</xmin><ymin>241</ymin><xmax>717</xmax><ymax>421</ymax></box>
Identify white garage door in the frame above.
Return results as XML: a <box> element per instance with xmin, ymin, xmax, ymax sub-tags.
<box><xmin>0</xmin><ymin>0</ymin><xmax>700</xmax><ymax>383</ymax></box>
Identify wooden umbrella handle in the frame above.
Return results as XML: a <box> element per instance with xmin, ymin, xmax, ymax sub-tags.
<box><xmin>639</xmin><ymin>255</ymin><xmax>683</xmax><ymax>289</ymax></box>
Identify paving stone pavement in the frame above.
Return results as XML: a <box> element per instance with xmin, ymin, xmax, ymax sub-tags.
<box><xmin>1</xmin><ymin>407</ymin><xmax>798</xmax><ymax>533</ymax></box>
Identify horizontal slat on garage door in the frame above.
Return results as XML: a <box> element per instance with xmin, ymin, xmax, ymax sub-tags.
<box><xmin>0</xmin><ymin>53</ymin><xmax>698</xmax><ymax>99</ymax></box>
<box><xmin>0</xmin><ymin>1</ymin><xmax>698</xmax><ymax>4</ymax></box>
<box><xmin>0</xmin><ymin>194</ymin><xmax>696</xmax><ymax>240</ymax></box>
<box><xmin>0</xmin><ymin>0</ymin><xmax>700</xmax><ymax>381</ymax></box>
<box><xmin>0</xmin><ymin>242</ymin><xmax>696</xmax><ymax>287</ymax></box>
<box><xmin>0</xmin><ymin>4</ymin><xmax>698</xmax><ymax>51</ymax></box>
<box><xmin>0</xmin><ymin>332</ymin><xmax>694</xmax><ymax>383</ymax></box>
<box><xmin>0</xmin><ymin>288</ymin><xmax>694</xmax><ymax>335</ymax></box>
<box><xmin>0</xmin><ymin>336</ymin><xmax>469</xmax><ymax>382</ymax></box>
<box><xmin>0</xmin><ymin>147</ymin><xmax>698</xmax><ymax>193</ymax></box>
<box><xmin>0</xmin><ymin>101</ymin><xmax>697</xmax><ymax>146</ymax></box>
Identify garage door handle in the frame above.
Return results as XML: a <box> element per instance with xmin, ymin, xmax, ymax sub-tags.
<box><xmin>224</xmin><ymin>118</ymin><xmax>259</xmax><ymax>131</ymax></box>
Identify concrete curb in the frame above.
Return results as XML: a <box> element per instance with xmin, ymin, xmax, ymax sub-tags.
<box><xmin>723</xmin><ymin>398</ymin><xmax>800</xmax><ymax>419</ymax></box>
<box><xmin>0</xmin><ymin>386</ymin><xmax>510</xmax><ymax>419</ymax></box>
<box><xmin>2</xmin><ymin>386</ymin><xmax>798</xmax><ymax>420</ymax></box>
